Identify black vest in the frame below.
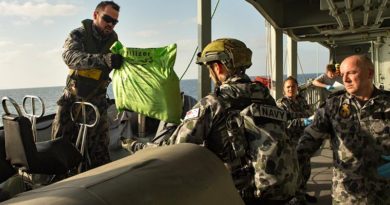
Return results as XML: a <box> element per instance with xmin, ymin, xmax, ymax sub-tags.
<box><xmin>68</xmin><ymin>19</ymin><xmax>118</xmax><ymax>98</ymax></box>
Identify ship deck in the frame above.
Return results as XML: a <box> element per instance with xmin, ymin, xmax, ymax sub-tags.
<box><xmin>306</xmin><ymin>140</ymin><xmax>333</xmax><ymax>205</ymax></box>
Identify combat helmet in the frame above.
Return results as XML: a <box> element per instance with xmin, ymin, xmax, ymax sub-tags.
<box><xmin>196</xmin><ymin>38</ymin><xmax>252</xmax><ymax>72</ymax></box>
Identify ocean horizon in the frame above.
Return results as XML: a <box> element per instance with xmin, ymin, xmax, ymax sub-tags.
<box><xmin>0</xmin><ymin>74</ymin><xmax>318</xmax><ymax>127</ymax></box>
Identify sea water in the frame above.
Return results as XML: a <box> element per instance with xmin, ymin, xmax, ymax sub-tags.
<box><xmin>0</xmin><ymin>74</ymin><xmax>318</xmax><ymax>127</ymax></box>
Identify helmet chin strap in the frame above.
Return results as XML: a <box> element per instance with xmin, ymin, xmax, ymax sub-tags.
<box><xmin>220</xmin><ymin>62</ymin><xmax>233</xmax><ymax>80</ymax></box>
<box><xmin>208</xmin><ymin>66</ymin><xmax>222</xmax><ymax>87</ymax></box>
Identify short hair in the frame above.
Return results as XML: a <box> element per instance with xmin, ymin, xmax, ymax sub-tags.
<box><xmin>96</xmin><ymin>1</ymin><xmax>120</xmax><ymax>12</ymax></box>
<box><xmin>354</xmin><ymin>54</ymin><xmax>374</xmax><ymax>71</ymax></box>
<box><xmin>283</xmin><ymin>76</ymin><xmax>298</xmax><ymax>87</ymax></box>
<box><xmin>326</xmin><ymin>64</ymin><xmax>335</xmax><ymax>72</ymax></box>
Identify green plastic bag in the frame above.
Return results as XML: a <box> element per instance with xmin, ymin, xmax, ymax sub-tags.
<box><xmin>111</xmin><ymin>41</ymin><xmax>182</xmax><ymax>124</ymax></box>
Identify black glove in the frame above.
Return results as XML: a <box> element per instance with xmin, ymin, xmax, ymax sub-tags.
<box><xmin>105</xmin><ymin>53</ymin><xmax>123</xmax><ymax>70</ymax></box>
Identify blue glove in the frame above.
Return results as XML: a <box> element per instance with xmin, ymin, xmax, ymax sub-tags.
<box><xmin>377</xmin><ymin>155</ymin><xmax>390</xmax><ymax>178</ymax></box>
<box><xmin>325</xmin><ymin>85</ymin><xmax>334</xmax><ymax>91</ymax></box>
<box><xmin>303</xmin><ymin>118</ymin><xmax>313</xmax><ymax>126</ymax></box>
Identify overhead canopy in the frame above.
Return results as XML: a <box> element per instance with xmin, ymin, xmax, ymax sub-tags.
<box><xmin>246</xmin><ymin>0</ymin><xmax>390</xmax><ymax>48</ymax></box>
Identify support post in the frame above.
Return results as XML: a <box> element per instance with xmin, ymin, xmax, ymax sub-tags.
<box><xmin>270</xmin><ymin>25</ymin><xmax>283</xmax><ymax>100</ymax></box>
<box><xmin>197</xmin><ymin>0</ymin><xmax>212</xmax><ymax>99</ymax></box>
<box><xmin>287</xmin><ymin>37</ymin><xmax>297</xmax><ymax>79</ymax></box>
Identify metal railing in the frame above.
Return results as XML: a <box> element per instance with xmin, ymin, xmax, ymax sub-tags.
<box><xmin>298</xmin><ymin>79</ymin><xmax>328</xmax><ymax>113</ymax></box>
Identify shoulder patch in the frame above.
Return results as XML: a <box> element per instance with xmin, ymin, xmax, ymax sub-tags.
<box><xmin>184</xmin><ymin>108</ymin><xmax>200</xmax><ymax>120</ymax></box>
<box><xmin>253</xmin><ymin>105</ymin><xmax>288</xmax><ymax>121</ymax></box>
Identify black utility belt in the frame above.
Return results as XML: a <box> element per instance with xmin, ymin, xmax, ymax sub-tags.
<box><xmin>69</xmin><ymin>78</ymin><xmax>109</xmax><ymax>99</ymax></box>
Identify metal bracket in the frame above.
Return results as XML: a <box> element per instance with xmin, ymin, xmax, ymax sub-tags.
<box><xmin>71</xmin><ymin>101</ymin><xmax>100</xmax><ymax>170</ymax></box>
<box><xmin>1</xmin><ymin>96</ymin><xmax>23</xmax><ymax>117</ymax></box>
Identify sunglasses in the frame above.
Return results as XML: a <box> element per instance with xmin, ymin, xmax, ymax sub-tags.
<box><xmin>102</xmin><ymin>14</ymin><xmax>118</xmax><ymax>25</ymax></box>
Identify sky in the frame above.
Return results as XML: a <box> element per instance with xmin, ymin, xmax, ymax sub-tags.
<box><xmin>0</xmin><ymin>0</ymin><xmax>329</xmax><ymax>90</ymax></box>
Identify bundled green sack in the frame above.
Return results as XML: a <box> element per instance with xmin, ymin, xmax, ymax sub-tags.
<box><xmin>111</xmin><ymin>41</ymin><xmax>182</xmax><ymax>124</ymax></box>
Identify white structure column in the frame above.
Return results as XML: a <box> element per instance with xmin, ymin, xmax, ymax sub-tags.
<box><xmin>372</xmin><ymin>37</ymin><xmax>390</xmax><ymax>90</ymax></box>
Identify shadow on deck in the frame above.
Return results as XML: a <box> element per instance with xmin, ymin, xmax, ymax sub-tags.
<box><xmin>306</xmin><ymin>141</ymin><xmax>333</xmax><ymax>205</ymax></box>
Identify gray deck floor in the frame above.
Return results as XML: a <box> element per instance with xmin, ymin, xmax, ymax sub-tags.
<box><xmin>306</xmin><ymin>141</ymin><xmax>333</xmax><ymax>205</ymax></box>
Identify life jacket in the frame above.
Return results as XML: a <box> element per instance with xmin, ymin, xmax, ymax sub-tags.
<box><xmin>68</xmin><ymin>19</ymin><xmax>118</xmax><ymax>98</ymax></box>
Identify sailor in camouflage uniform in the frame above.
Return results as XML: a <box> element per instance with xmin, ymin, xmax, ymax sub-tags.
<box><xmin>297</xmin><ymin>55</ymin><xmax>390</xmax><ymax>205</ymax></box>
<box><xmin>277</xmin><ymin>76</ymin><xmax>316</xmax><ymax>203</ymax></box>
<box><xmin>52</xmin><ymin>1</ymin><xmax>123</xmax><ymax>169</ymax></box>
<box><xmin>173</xmin><ymin>38</ymin><xmax>300</xmax><ymax>204</ymax></box>
<box><xmin>124</xmin><ymin>38</ymin><xmax>300</xmax><ymax>204</ymax></box>
<box><xmin>277</xmin><ymin>76</ymin><xmax>313</xmax><ymax>146</ymax></box>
